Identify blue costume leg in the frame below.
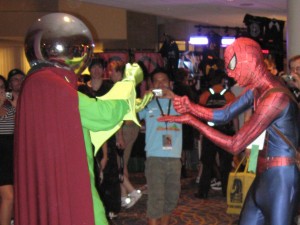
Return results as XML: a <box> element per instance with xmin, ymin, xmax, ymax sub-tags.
<box><xmin>239</xmin><ymin>184</ymin><xmax>265</xmax><ymax>225</ymax></box>
<box><xmin>240</xmin><ymin>166</ymin><xmax>299</xmax><ymax>225</ymax></box>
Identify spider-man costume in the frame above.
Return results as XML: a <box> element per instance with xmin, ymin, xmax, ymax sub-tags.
<box><xmin>159</xmin><ymin>38</ymin><xmax>299</xmax><ymax>225</ymax></box>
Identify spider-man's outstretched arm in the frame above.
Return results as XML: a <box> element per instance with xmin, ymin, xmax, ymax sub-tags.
<box><xmin>159</xmin><ymin>92</ymin><xmax>289</xmax><ymax>155</ymax></box>
<box><xmin>173</xmin><ymin>90</ymin><xmax>253</xmax><ymax>124</ymax></box>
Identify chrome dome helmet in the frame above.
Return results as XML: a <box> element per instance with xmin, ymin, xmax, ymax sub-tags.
<box><xmin>25</xmin><ymin>13</ymin><xmax>94</xmax><ymax>74</ymax></box>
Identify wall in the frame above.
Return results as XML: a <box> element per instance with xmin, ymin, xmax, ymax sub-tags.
<box><xmin>59</xmin><ymin>0</ymin><xmax>127</xmax><ymax>41</ymax></box>
<box><xmin>0</xmin><ymin>0</ymin><xmax>196</xmax><ymax>76</ymax></box>
<box><xmin>127</xmin><ymin>11</ymin><xmax>158</xmax><ymax>51</ymax></box>
<box><xmin>0</xmin><ymin>0</ymin><xmax>129</xmax><ymax>75</ymax></box>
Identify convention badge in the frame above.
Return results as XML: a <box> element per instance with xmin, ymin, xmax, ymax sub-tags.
<box><xmin>162</xmin><ymin>134</ymin><xmax>173</xmax><ymax>150</ymax></box>
<box><xmin>247</xmin><ymin>130</ymin><xmax>266</xmax><ymax>173</ymax></box>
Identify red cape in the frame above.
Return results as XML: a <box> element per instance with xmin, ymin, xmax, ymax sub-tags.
<box><xmin>14</xmin><ymin>67</ymin><xmax>95</xmax><ymax>225</ymax></box>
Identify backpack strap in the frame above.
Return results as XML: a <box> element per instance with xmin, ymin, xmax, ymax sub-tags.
<box><xmin>260</xmin><ymin>86</ymin><xmax>299</xmax><ymax>149</ymax></box>
<box><xmin>272</xmin><ymin>125</ymin><xmax>298</xmax><ymax>153</ymax></box>
<box><xmin>260</xmin><ymin>87</ymin><xmax>299</xmax><ymax>108</ymax></box>
<box><xmin>260</xmin><ymin>87</ymin><xmax>300</xmax><ymax>168</ymax></box>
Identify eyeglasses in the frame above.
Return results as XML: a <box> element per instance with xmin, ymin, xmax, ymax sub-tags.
<box><xmin>290</xmin><ymin>66</ymin><xmax>300</xmax><ymax>74</ymax></box>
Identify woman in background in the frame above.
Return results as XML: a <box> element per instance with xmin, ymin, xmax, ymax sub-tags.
<box><xmin>0</xmin><ymin>75</ymin><xmax>15</xmax><ymax>225</ymax></box>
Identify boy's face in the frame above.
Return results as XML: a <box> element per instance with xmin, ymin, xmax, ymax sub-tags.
<box><xmin>152</xmin><ymin>72</ymin><xmax>170</xmax><ymax>89</ymax></box>
<box><xmin>90</xmin><ymin>64</ymin><xmax>104</xmax><ymax>79</ymax></box>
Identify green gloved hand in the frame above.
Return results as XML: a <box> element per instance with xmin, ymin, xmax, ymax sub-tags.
<box><xmin>135</xmin><ymin>92</ymin><xmax>154</xmax><ymax>113</ymax></box>
<box><xmin>123</xmin><ymin>63</ymin><xmax>144</xmax><ymax>85</ymax></box>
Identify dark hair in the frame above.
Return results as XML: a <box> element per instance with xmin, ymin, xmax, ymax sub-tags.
<box><xmin>88</xmin><ymin>58</ymin><xmax>105</xmax><ymax>71</ymax></box>
<box><xmin>107</xmin><ymin>61</ymin><xmax>125</xmax><ymax>76</ymax></box>
<box><xmin>150</xmin><ymin>67</ymin><xmax>170</xmax><ymax>82</ymax></box>
<box><xmin>174</xmin><ymin>68</ymin><xmax>188</xmax><ymax>83</ymax></box>
<box><xmin>0</xmin><ymin>75</ymin><xmax>7</xmax><ymax>89</ymax></box>
<box><xmin>288</xmin><ymin>55</ymin><xmax>300</xmax><ymax>69</ymax></box>
<box><xmin>7</xmin><ymin>68</ymin><xmax>25</xmax><ymax>83</ymax></box>
<box><xmin>208</xmin><ymin>69</ymin><xmax>226</xmax><ymax>86</ymax></box>
<box><xmin>81</xmin><ymin>74</ymin><xmax>91</xmax><ymax>83</ymax></box>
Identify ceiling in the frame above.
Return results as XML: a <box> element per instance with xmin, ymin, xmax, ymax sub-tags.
<box><xmin>82</xmin><ymin>0</ymin><xmax>287</xmax><ymax>27</ymax></box>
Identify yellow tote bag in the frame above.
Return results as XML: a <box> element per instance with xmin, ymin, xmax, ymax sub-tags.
<box><xmin>226</xmin><ymin>156</ymin><xmax>255</xmax><ymax>215</ymax></box>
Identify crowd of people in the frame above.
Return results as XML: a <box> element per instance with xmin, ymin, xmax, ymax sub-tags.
<box><xmin>0</xmin><ymin>13</ymin><xmax>300</xmax><ymax>225</ymax></box>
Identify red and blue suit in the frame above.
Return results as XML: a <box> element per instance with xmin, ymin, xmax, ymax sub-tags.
<box><xmin>159</xmin><ymin>37</ymin><xmax>299</xmax><ymax>225</ymax></box>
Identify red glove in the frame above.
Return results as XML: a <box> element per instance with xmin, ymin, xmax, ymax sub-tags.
<box><xmin>173</xmin><ymin>95</ymin><xmax>213</xmax><ymax>121</ymax></box>
<box><xmin>173</xmin><ymin>95</ymin><xmax>192</xmax><ymax>114</ymax></box>
<box><xmin>158</xmin><ymin>114</ymin><xmax>195</xmax><ymax>125</ymax></box>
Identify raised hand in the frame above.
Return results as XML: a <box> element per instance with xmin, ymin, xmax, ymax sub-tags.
<box><xmin>173</xmin><ymin>95</ymin><xmax>192</xmax><ymax>114</ymax></box>
<box><xmin>124</xmin><ymin>63</ymin><xmax>143</xmax><ymax>85</ymax></box>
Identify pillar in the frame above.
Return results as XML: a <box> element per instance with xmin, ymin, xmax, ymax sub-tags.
<box><xmin>287</xmin><ymin>0</ymin><xmax>300</xmax><ymax>60</ymax></box>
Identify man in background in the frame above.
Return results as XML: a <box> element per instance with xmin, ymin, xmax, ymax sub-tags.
<box><xmin>138</xmin><ymin>68</ymin><xmax>182</xmax><ymax>225</ymax></box>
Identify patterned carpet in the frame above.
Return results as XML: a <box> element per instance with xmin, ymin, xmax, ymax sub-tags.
<box><xmin>110</xmin><ymin>171</ymin><xmax>239</xmax><ymax>225</ymax></box>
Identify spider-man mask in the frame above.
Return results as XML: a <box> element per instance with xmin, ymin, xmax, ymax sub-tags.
<box><xmin>224</xmin><ymin>37</ymin><xmax>266</xmax><ymax>88</ymax></box>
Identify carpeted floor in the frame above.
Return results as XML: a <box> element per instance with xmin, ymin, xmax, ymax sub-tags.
<box><xmin>109</xmin><ymin>171</ymin><xmax>239</xmax><ymax>225</ymax></box>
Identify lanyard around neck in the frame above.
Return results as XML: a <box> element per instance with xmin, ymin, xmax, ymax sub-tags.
<box><xmin>155</xmin><ymin>98</ymin><xmax>171</xmax><ymax>130</ymax></box>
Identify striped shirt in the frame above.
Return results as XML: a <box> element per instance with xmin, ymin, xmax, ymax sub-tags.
<box><xmin>0</xmin><ymin>105</ymin><xmax>16</xmax><ymax>135</ymax></box>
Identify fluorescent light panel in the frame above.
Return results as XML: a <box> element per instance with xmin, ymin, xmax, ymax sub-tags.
<box><xmin>221</xmin><ymin>37</ymin><xmax>235</xmax><ymax>47</ymax></box>
<box><xmin>189</xmin><ymin>36</ymin><xmax>208</xmax><ymax>45</ymax></box>
<box><xmin>189</xmin><ymin>36</ymin><xmax>236</xmax><ymax>46</ymax></box>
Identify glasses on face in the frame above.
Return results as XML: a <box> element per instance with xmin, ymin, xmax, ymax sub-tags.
<box><xmin>290</xmin><ymin>66</ymin><xmax>300</xmax><ymax>74</ymax></box>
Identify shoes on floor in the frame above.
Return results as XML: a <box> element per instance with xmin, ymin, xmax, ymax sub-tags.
<box><xmin>108</xmin><ymin>212</ymin><xmax>118</xmax><ymax>220</ymax></box>
<box><xmin>210</xmin><ymin>178</ymin><xmax>217</xmax><ymax>186</ymax></box>
<box><xmin>124</xmin><ymin>189</ymin><xmax>142</xmax><ymax>209</ymax></box>
<box><xmin>210</xmin><ymin>178</ymin><xmax>222</xmax><ymax>191</ymax></box>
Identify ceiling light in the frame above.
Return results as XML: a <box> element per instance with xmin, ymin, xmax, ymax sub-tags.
<box><xmin>189</xmin><ymin>36</ymin><xmax>208</xmax><ymax>45</ymax></box>
<box><xmin>221</xmin><ymin>37</ymin><xmax>236</xmax><ymax>47</ymax></box>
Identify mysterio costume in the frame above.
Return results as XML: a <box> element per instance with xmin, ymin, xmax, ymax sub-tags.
<box><xmin>14</xmin><ymin>13</ymin><xmax>143</xmax><ymax>225</ymax></box>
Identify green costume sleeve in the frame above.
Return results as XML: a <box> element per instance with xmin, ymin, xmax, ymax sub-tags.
<box><xmin>79</xmin><ymin>92</ymin><xmax>132</xmax><ymax>155</ymax></box>
<box><xmin>79</xmin><ymin>62</ymin><xmax>145</xmax><ymax>155</ymax></box>
<box><xmin>78</xmin><ymin>92</ymin><xmax>129</xmax><ymax>131</ymax></box>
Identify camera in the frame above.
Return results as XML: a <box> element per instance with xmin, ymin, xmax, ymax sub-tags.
<box><xmin>281</xmin><ymin>74</ymin><xmax>295</xmax><ymax>83</ymax></box>
<box><xmin>152</xmin><ymin>89</ymin><xmax>163</xmax><ymax>97</ymax></box>
<box><xmin>5</xmin><ymin>92</ymin><xmax>13</xmax><ymax>100</ymax></box>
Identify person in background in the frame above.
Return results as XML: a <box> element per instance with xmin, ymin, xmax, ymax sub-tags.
<box><xmin>6</xmin><ymin>69</ymin><xmax>25</xmax><ymax>108</ymax></box>
<box><xmin>287</xmin><ymin>55</ymin><xmax>300</xmax><ymax>225</ymax></box>
<box><xmin>138</xmin><ymin>68</ymin><xmax>182</xmax><ymax>225</ymax></box>
<box><xmin>78</xmin><ymin>58</ymin><xmax>112</xmax><ymax>175</ymax></box>
<box><xmin>0</xmin><ymin>75</ymin><xmax>16</xmax><ymax>225</ymax></box>
<box><xmin>159</xmin><ymin>34</ymin><xmax>179</xmax><ymax>81</ymax></box>
<box><xmin>195</xmin><ymin>71</ymin><xmax>238</xmax><ymax>198</ymax></box>
<box><xmin>172</xmin><ymin>68</ymin><xmax>198</xmax><ymax>178</ymax></box>
<box><xmin>107</xmin><ymin>60</ymin><xmax>142</xmax><ymax>210</ymax></box>
<box><xmin>287</xmin><ymin>55</ymin><xmax>300</xmax><ymax>102</ymax></box>
<box><xmin>78</xmin><ymin>58</ymin><xmax>111</xmax><ymax>97</ymax></box>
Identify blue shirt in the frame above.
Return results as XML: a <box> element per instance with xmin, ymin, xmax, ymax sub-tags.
<box><xmin>138</xmin><ymin>98</ymin><xmax>182</xmax><ymax>158</ymax></box>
